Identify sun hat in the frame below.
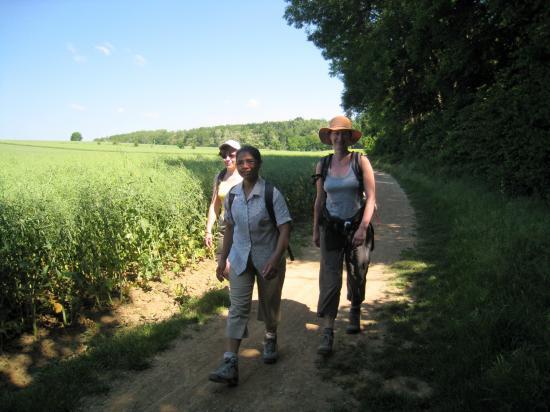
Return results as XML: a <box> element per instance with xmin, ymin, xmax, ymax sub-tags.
<box><xmin>318</xmin><ymin>116</ymin><xmax>362</xmax><ymax>145</ymax></box>
<box><xmin>218</xmin><ymin>139</ymin><xmax>241</xmax><ymax>152</ymax></box>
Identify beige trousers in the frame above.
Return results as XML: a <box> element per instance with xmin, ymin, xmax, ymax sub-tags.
<box><xmin>226</xmin><ymin>256</ymin><xmax>286</xmax><ymax>340</ymax></box>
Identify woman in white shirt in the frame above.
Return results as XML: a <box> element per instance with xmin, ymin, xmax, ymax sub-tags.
<box><xmin>204</xmin><ymin>140</ymin><xmax>243</xmax><ymax>263</ymax></box>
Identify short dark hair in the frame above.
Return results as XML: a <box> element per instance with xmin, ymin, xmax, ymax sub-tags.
<box><xmin>236</xmin><ymin>145</ymin><xmax>262</xmax><ymax>165</ymax></box>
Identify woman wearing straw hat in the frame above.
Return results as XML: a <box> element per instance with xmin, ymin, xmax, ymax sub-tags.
<box><xmin>204</xmin><ymin>140</ymin><xmax>243</xmax><ymax>264</ymax></box>
<box><xmin>312</xmin><ymin>115</ymin><xmax>376</xmax><ymax>355</ymax></box>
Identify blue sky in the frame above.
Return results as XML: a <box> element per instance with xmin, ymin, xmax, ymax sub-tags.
<box><xmin>0</xmin><ymin>0</ymin><xmax>343</xmax><ymax>141</ymax></box>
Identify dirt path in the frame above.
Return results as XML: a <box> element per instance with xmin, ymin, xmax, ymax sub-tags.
<box><xmin>82</xmin><ymin>171</ymin><xmax>415</xmax><ymax>412</ymax></box>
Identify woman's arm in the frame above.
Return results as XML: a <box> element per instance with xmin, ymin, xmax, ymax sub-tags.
<box><xmin>313</xmin><ymin>161</ymin><xmax>325</xmax><ymax>248</ymax></box>
<box><xmin>215</xmin><ymin>222</ymin><xmax>233</xmax><ymax>281</ymax></box>
<box><xmin>204</xmin><ymin>176</ymin><xmax>222</xmax><ymax>247</ymax></box>
<box><xmin>262</xmin><ymin>222</ymin><xmax>291</xmax><ymax>279</ymax></box>
<box><xmin>352</xmin><ymin>156</ymin><xmax>376</xmax><ymax>247</ymax></box>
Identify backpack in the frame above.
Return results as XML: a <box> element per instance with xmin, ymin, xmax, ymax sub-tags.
<box><xmin>227</xmin><ymin>181</ymin><xmax>294</xmax><ymax>261</ymax></box>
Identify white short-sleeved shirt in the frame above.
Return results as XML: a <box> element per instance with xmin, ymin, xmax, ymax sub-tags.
<box><xmin>224</xmin><ymin>177</ymin><xmax>292</xmax><ymax>276</ymax></box>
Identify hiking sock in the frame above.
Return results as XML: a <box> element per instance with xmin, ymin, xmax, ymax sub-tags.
<box><xmin>224</xmin><ymin>351</ymin><xmax>237</xmax><ymax>361</ymax></box>
<box><xmin>265</xmin><ymin>331</ymin><xmax>277</xmax><ymax>340</ymax></box>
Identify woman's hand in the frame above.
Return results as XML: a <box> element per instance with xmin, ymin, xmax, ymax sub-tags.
<box><xmin>313</xmin><ymin>227</ymin><xmax>320</xmax><ymax>248</ymax></box>
<box><xmin>215</xmin><ymin>259</ymin><xmax>229</xmax><ymax>282</ymax></box>
<box><xmin>352</xmin><ymin>224</ymin><xmax>368</xmax><ymax>247</ymax></box>
<box><xmin>204</xmin><ymin>232</ymin><xmax>214</xmax><ymax>248</ymax></box>
<box><xmin>262</xmin><ymin>255</ymin><xmax>281</xmax><ymax>280</ymax></box>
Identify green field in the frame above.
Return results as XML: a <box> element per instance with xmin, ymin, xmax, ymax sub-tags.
<box><xmin>0</xmin><ymin>140</ymin><xmax>323</xmax><ymax>339</ymax></box>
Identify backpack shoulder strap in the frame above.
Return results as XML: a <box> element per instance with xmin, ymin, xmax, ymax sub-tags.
<box><xmin>320</xmin><ymin>154</ymin><xmax>333</xmax><ymax>181</ymax></box>
<box><xmin>227</xmin><ymin>186</ymin><xmax>236</xmax><ymax>214</ymax></box>
<box><xmin>264</xmin><ymin>180</ymin><xmax>295</xmax><ymax>261</ymax></box>
<box><xmin>264</xmin><ymin>180</ymin><xmax>276</xmax><ymax>228</ymax></box>
<box><xmin>217</xmin><ymin>168</ymin><xmax>227</xmax><ymax>186</ymax></box>
<box><xmin>351</xmin><ymin>152</ymin><xmax>362</xmax><ymax>180</ymax></box>
<box><xmin>351</xmin><ymin>152</ymin><xmax>364</xmax><ymax>194</ymax></box>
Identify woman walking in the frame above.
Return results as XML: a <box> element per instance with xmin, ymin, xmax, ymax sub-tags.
<box><xmin>204</xmin><ymin>140</ymin><xmax>242</xmax><ymax>264</ymax></box>
<box><xmin>312</xmin><ymin>116</ymin><xmax>376</xmax><ymax>355</ymax></box>
<box><xmin>209</xmin><ymin>146</ymin><xmax>292</xmax><ymax>386</ymax></box>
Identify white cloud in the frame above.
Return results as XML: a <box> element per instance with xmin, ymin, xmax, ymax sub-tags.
<box><xmin>115</xmin><ymin>107</ymin><xmax>126</xmax><ymax>113</ymax></box>
<box><xmin>67</xmin><ymin>43</ymin><xmax>86</xmax><ymax>63</ymax></box>
<box><xmin>134</xmin><ymin>54</ymin><xmax>147</xmax><ymax>66</ymax></box>
<box><xmin>247</xmin><ymin>98</ymin><xmax>260</xmax><ymax>108</ymax></box>
<box><xmin>69</xmin><ymin>103</ymin><xmax>86</xmax><ymax>112</ymax></box>
<box><xmin>95</xmin><ymin>42</ymin><xmax>114</xmax><ymax>56</ymax></box>
<box><xmin>143</xmin><ymin>111</ymin><xmax>159</xmax><ymax>119</ymax></box>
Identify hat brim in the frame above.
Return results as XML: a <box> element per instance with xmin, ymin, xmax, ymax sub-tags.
<box><xmin>318</xmin><ymin>128</ymin><xmax>362</xmax><ymax>145</ymax></box>
<box><xmin>219</xmin><ymin>143</ymin><xmax>239</xmax><ymax>152</ymax></box>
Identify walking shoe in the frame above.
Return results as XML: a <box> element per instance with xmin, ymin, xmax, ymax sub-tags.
<box><xmin>346</xmin><ymin>306</ymin><xmax>361</xmax><ymax>334</ymax></box>
<box><xmin>208</xmin><ymin>356</ymin><xmax>239</xmax><ymax>386</ymax></box>
<box><xmin>317</xmin><ymin>328</ymin><xmax>334</xmax><ymax>356</ymax></box>
<box><xmin>263</xmin><ymin>335</ymin><xmax>278</xmax><ymax>364</ymax></box>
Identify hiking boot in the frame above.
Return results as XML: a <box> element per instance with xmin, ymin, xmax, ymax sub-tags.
<box><xmin>317</xmin><ymin>328</ymin><xmax>334</xmax><ymax>356</ymax></box>
<box><xmin>346</xmin><ymin>306</ymin><xmax>361</xmax><ymax>334</ymax></box>
<box><xmin>263</xmin><ymin>335</ymin><xmax>278</xmax><ymax>364</ymax></box>
<box><xmin>208</xmin><ymin>356</ymin><xmax>239</xmax><ymax>386</ymax></box>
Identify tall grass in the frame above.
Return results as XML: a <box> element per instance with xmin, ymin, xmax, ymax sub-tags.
<box><xmin>322</xmin><ymin>160</ymin><xmax>549</xmax><ymax>410</ymax></box>
<box><xmin>0</xmin><ymin>145</ymin><xmax>206</xmax><ymax>339</ymax></box>
<box><xmin>0</xmin><ymin>142</ymin><xmax>321</xmax><ymax>340</ymax></box>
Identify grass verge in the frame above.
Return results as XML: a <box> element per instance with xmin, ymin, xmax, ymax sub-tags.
<box><xmin>0</xmin><ymin>287</ymin><xmax>229</xmax><ymax>412</ymax></box>
<box><xmin>321</xmin><ymin>160</ymin><xmax>550</xmax><ymax>411</ymax></box>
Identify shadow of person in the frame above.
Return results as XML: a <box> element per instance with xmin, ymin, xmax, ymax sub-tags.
<box><xmin>100</xmin><ymin>297</ymin><xmax>357</xmax><ymax>412</ymax></box>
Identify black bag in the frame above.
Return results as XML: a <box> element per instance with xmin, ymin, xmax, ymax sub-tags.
<box><xmin>321</xmin><ymin>206</ymin><xmax>374</xmax><ymax>251</ymax></box>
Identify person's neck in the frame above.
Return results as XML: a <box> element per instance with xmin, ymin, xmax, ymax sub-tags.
<box><xmin>243</xmin><ymin>177</ymin><xmax>259</xmax><ymax>193</ymax></box>
<box><xmin>333</xmin><ymin>148</ymin><xmax>350</xmax><ymax>160</ymax></box>
<box><xmin>226</xmin><ymin>166</ymin><xmax>238</xmax><ymax>176</ymax></box>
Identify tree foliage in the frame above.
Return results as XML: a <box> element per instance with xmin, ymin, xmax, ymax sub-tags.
<box><xmin>285</xmin><ymin>0</ymin><xmax>550</xmax><ymax>199</ymax></box>
<box><xmin>70</xmin><ymin>131</ymin><xmax>82</xmax><ymax>141</ymax></box>
<box><xmin>94</xmin><ymin>118</ymin><xmax>370</xmax><ymax>151</ymax></box>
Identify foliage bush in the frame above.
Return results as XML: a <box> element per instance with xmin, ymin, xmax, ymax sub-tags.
<box><xmin>371</xmin><ymin>161</ymin><xmax>550</xmax><ymax>410</ymax></box>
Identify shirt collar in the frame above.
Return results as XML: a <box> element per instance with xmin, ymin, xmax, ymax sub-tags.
<box><xmin>250</xmin><ymin>177</ymin><xmax>265</xmax><ymax>198</ymax></box>
<box><xmin>235</xmin><ymin>177</ymin><xmax>264</xmax><ymax>199</ymax></box>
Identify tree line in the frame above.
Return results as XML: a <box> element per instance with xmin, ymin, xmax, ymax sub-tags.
<box><xmin>94</xmin><ymin>118</ymin><xmax>370</xmax><ymax>151</ymax></box>
<box><xmin>285</xmin><ymin>0</ymin><xmax>549</xmax><ymax>199</ymax></box>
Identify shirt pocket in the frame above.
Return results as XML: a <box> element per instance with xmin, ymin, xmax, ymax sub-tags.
<box><xmin>250</xmin><ymin>206</ymin><xmax>270</xmax><ymax>229</ymax></box>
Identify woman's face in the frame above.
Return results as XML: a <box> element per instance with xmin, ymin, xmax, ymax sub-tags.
<box><xmin>330</xmin><ymin>130</ymin><xmax>351</xmax><ymax>149</ymax></box>
<box><xmin>236</xmin><ymin>151</ymin><xmax>260</xmax><ymax>181</ymax></box>
<box><xmin>220</xmin><ymin>149</ymin><xmax>237</xmax><ymax>169</ymax></box>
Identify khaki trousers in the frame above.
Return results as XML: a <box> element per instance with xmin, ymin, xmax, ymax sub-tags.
<box><xmin>226</xmin><ymin>256</ymin><xmax>286</xmax><ymax>340</ymax></box>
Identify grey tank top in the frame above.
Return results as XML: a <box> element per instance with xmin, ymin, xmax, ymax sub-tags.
<box><xmin>324</xmin><ymin>165</ymin><xmax>362</xmax><ymax>219</ymax></box>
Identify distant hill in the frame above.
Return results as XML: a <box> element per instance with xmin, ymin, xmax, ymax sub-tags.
<box><xmin>95</xmin><ymin>118</ymin><xmax>365</xmax><ymax>151</ymax></box>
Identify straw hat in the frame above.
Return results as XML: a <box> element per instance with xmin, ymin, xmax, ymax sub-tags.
<box><xmin>318</xmin><ymin>116</ymin><xmax>362</xmax><ymax>145</ymax></box>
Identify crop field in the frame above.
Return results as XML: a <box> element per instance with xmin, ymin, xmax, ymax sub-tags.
<box><xmin>0</xmin><ymin>141</ymin><xmax>325</xmax><ymax>339</ymax></box>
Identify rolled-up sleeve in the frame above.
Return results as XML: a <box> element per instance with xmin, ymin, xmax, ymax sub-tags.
<box><xmin>273</xmin><ymin>188</ymin><xmax>292</xmax><ymax>227</ymax></box>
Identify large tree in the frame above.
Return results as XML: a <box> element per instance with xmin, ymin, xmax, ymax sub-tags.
<box><xmin>284</xmin><ymin>0</ymin><xmax>550</xmax><ymax>198</ymax></box>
